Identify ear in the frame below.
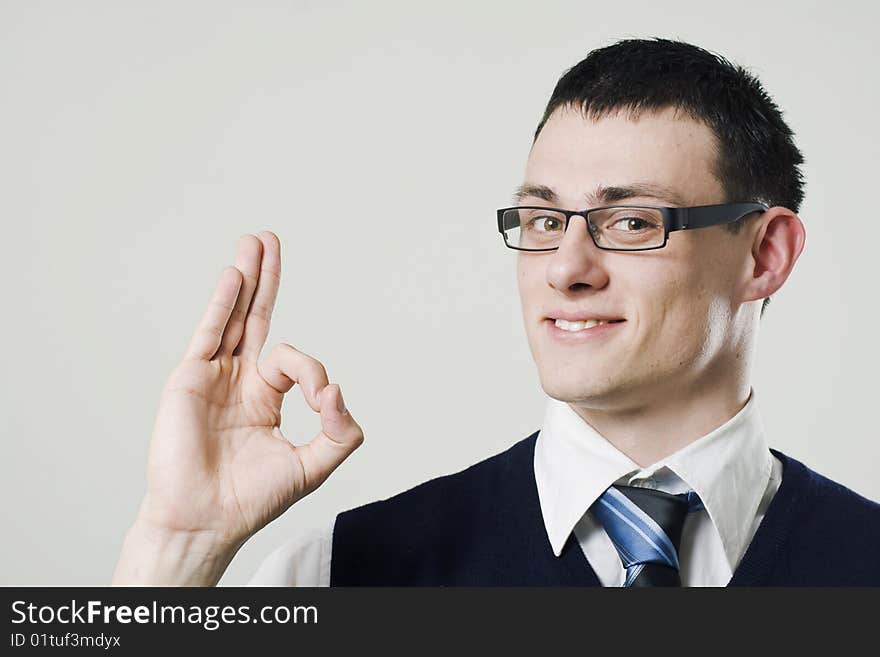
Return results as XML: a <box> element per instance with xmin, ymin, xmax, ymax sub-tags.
<box><xmin>740</xmin><ymin>206</ymin><xmax>806</xmax><ymax>303</ymax></box>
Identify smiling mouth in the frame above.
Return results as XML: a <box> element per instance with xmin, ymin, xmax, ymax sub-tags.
<box><xmin>550</xmin><ymin>318</ymin><xmax>626</xmax><ymax>332</ymax></box>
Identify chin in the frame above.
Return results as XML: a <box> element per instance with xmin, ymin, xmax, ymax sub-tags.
<box><xmin>540</xmin><ymin>376</ymin><xmax>616</xmax><ymax>405</ymax></box>
<box><xmin>539</xmin><ymin>363</ymin><xmax>653</xmax><ymax>406</ymax></box>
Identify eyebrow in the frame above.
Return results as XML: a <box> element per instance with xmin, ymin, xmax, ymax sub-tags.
<box><xmin>512</xmin><ymin>182</ymin><xmax>689</xmax><ymax>207</ymax></box>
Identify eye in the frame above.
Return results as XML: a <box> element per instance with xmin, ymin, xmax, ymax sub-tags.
<box><xmin>527</xmin><ymin>215</ymin><xmax>565</xmax><ymax>232</ymax></box>
<box><xmin>609</xmin><ymin>216</ymin><xmax>657</xmax><ymax>232</ymax></box>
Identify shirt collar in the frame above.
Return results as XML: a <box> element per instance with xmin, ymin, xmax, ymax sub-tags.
<box><xmin>534</xmin><ymin>389</ymin><xmax>773</xmax><ymax>570</ymax></box>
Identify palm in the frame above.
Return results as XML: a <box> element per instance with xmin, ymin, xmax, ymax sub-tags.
<box><xmin>146</xmin><ymin>354</ymin><xmax>301</xmax><ymax>542</ymax></box>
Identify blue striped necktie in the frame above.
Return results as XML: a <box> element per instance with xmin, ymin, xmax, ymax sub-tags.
<box><xmin>590</xmin><ymin>484</ymin><xmax>704</xmax><ymax>587</ymax></box>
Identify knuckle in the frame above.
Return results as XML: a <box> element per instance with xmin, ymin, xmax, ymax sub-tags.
<box><xmin>210</xmin><ymin>298</ymin><xmax>236</xmax><ymax>313</ymax></box>
<box><xmin>295</xmin><ymin>350</ymin><xmax>327</xmax><ymax>378</ymax></box>
<box><xmin>202</xmin><ymin>323</ymin><xmax>223</xmax><ymax>339</ymax></box>
<box><xmin>249</xmin><ymin>301</ymin><xmax>272</xmax><ymax>321</ymax></box>
<box><xmin>268</xmin><ymin>344</ymin><xmax>329</xmax><ymax>386</ymax></box>
<box><xmin>311</xmin><ymin>359</ymin><xmax>329</xmax><ymax>380</ymax></box>
<box><xmin>272</xmin><ymin>342</ymin><xmax>295</xmax><ymax>358</ymax></box>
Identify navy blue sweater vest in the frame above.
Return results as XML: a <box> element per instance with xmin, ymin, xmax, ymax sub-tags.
<box><xmin>330</xmin><ymin>431</ymin><xmax>880</xmax><ymax>586</ymax></box>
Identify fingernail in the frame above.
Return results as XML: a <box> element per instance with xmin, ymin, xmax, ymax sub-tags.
<box><xmin>336</xmin><ymin>386</ymin><xmax>347</xmax><ymax>414</ymax></box>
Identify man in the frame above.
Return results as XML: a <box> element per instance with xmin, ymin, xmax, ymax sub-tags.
<box><xmin>112</xmin><ymin>38</ymin><xmax>880</xmax><ymax>587</ymax></box>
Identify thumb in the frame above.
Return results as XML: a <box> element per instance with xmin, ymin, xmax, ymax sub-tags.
<box><xmin>296</xmin><ymin>384</ymin><xmax>364</xmax><ymax>495</ymax></box>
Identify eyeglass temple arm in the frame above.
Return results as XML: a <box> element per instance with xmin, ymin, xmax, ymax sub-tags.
<box><xmin>670</xmin><ymin>203</ymin><xmax>769</xmax><ymax>232</ymax></box>
<box><xmin>498</xmin><ymin>210</ymin><xmax>517</xmax><ymax>232</ymax></box>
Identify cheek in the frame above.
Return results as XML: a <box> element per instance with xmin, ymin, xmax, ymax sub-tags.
<box><xmin>633</xmin><ymin>237</ymin><xmax>725</xmax><ymax>323</ymax></box>
<box><xmin>516</xmin><ymin>260</ymin><xmax>537</xmax><ymax>306</ymax></box>
<box><xmin>642</xmin><ymin>278</ymin><xmax>728</xmax><ymax>368</ymax></box>
<box><xmin>633</xmin><ymin>264</ymin><xmax>709</xmax><ymax>341</ymax></box>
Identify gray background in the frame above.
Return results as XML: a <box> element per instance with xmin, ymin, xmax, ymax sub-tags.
<box><xmin>1</xmin><ymin>0</ymin><xmax>876</xmax><ymax>585</ymax></box>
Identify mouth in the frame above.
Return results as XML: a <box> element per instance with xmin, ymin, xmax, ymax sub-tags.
<box><xmin>544</xmin><ymin>317</ymin><xmax>626</xmax><ymax>341</ymax></box>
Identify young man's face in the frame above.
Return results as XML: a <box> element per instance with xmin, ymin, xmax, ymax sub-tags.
<box><xmin>517</xmin><ymin>104</ymin><xmax>756</xmax><ymax>411</ymax></box>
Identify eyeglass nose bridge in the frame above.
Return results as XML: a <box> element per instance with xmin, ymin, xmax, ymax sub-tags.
<box><xmin>559</xmin><ymin>210</ymin><xmax>599</xmax><ymax>247</ymax></box>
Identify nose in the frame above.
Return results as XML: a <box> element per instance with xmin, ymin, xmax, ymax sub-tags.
<box><xmin>545</xmin><ymin>214</ymin><xmax>610</xmax><ymax>292</ymax></box>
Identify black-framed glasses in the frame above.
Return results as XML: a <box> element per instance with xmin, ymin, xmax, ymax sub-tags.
<box><xmin>496</xmin><ymin>202</ymin><xmax>769</xmax><ymax>252</ymax></box>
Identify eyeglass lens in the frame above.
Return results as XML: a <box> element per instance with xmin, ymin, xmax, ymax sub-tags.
<box><xmin>502</xmin><ymin>207</ymin><xmax>665</xmax><ymax>250</ymax></box>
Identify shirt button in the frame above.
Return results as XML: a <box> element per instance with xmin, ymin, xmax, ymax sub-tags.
<box><xmin>640</xmin><ymin>478</ymin><xmax>658</xmax><ymax>490</ymax></box>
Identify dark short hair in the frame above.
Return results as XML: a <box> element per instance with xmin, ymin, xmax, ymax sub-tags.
<box><xmin>535</xmin><ymin>38</ymin><xmax>805</xmax><ymax>317</ymax></box>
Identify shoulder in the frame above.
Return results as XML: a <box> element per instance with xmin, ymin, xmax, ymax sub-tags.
<box><xmin>770</xmin><ymin>448</ymin><xmax>880</xmax><ymax>582</ymax></box>
<box><xmin>773</xmin><ymin>448</ymin><xmax>880</xmax><ymax>520</ymax></box>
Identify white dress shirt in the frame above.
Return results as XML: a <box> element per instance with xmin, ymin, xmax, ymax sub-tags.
<box><xmin>247</xmin><ymin>389</ymin><xmax>782</xmax><ymax>587</ymax></box>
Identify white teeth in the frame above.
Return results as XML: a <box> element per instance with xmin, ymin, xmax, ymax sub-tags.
<box><xmin>554</xmin><ymin>318</ymin><xmax>610</xmax><ymax>331</ymax></box>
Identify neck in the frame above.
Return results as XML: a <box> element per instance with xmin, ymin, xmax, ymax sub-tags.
<box><xmin>568</xmin><ymin>378</ymin><xmax>753</xmax><ymax>467</ymax></box>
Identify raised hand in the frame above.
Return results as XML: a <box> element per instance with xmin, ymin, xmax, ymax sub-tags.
<box><xmin>112</xmin><ymin>231</ymin><xmax>364</xmax><ymax>585</ymax></box>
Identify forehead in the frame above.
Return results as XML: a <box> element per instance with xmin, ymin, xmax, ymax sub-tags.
<box><xmin>524</xmin><ymin>105</ymin><xmax>723</xmax><ymax>207</ymax></box>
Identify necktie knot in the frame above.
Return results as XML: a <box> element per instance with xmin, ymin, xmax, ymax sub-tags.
<box><xmin>590</xmin><ymin>484</ymin><xmax>703</xmax><ymax>587</ymax></box>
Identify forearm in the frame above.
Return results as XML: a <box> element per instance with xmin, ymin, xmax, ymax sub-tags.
<box><xmin>111</xmin><ymin>520</ymin><xmax>240</xmax><ymax>587</ymax></box>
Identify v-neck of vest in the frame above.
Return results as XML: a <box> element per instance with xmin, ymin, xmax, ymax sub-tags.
<box><xmin>726</xmin><ymin>448</ymin><xmax>810</xmax><ymax>586</ymax></box>
<box><xmin>522</xmin><ymin>432</ymin><xmax>811</xmax><ymax>587</ymax></box>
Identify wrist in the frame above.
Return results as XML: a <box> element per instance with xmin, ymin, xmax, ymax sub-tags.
<box><xmin>112</xmin><ymin>517</ymin><xmax>242</xmax><ymax>587</ymax></box>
